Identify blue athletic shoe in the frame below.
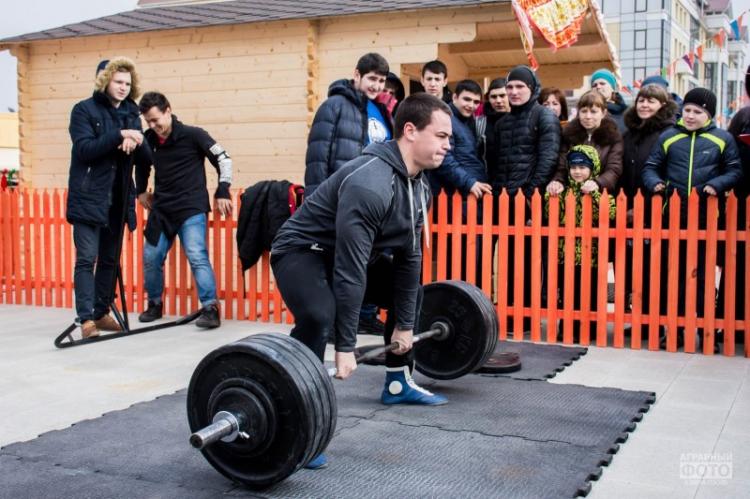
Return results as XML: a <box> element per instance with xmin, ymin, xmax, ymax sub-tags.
<box><xmin>381</xmin><ymin>366</ymin><xmax>448</xmax><ymax>405</ymax></box>
<box><xmin>304</xmin><ymin>453</ymin><xmax>328</xmax><ymax>470</ymax></box>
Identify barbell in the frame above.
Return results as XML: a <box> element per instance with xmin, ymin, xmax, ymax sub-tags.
<box><xmin>186</xmin><ymin>280</ymin><xmax>499</xmax><ymax>489</ymax></box>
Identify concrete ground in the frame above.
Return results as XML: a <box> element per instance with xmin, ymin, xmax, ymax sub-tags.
<box><xmin>0</xmin><ymin>304</ymin><xmax>747</xmax><ymax>498</ymax></box>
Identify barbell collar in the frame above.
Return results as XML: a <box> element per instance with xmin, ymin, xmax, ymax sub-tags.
<box><xmin>189</xmin><ymin>410</ymin><xmax>241</xmax><ymax>449</ymax></box>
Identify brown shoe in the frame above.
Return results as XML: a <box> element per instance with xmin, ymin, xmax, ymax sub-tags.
<box><xmin>81</xmin><ymin>320</ymin><xmax>100</xmax><ymax>339</ymax></box>
<box><xmin>94</xmin><ymin>314</ymin><xmax>123</xmax><ymax>332</ymax></box>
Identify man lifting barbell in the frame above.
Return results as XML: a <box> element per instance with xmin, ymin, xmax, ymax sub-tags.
<box><xmin>271</xmin><ymin>95</ymin><xmax>451</xmax><ymax>422</ymax></box>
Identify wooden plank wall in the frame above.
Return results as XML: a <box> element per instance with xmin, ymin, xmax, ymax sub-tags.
<box><xmin>315</xmin><ymin>6</ymin><xmax>508</xmax><ymax>98</ymax></box>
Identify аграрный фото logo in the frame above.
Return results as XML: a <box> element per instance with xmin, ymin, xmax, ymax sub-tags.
<box><xmin>679</xmin><ymin>452</ymin><xmax>732</xmax><ymax>485</ymax></box>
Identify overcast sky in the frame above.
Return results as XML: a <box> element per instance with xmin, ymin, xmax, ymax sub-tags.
<box><xmin>2</xmin><ymin>0</ymin><xmax>750</xmax><ymax>111</ymax></box>
<box><xmin>0</xmin><ymin>0</ymin><xmax>137</xmax><ymax>111</ymax></box>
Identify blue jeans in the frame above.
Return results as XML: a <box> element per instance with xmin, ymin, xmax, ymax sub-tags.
<box><xmin>73</xmin><ymin>222</ymin><xmax>119</xmax><ymax>322</ymax></box>
<box><xmin>143</xmin><ymin>213</ymin><xmax>217</xmax><ymax>306</ymax></box>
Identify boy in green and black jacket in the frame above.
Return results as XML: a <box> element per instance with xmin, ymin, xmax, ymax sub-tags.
<box><xmin>642</xmin><ymin>87</ymin><xmax>742</xmax><ymax>347</ymax></box>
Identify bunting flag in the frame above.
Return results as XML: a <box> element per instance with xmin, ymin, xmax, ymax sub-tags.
<box><xmin>682</xmin><ymin>53</ymin><xmax>694</xmax><ymax>71</ymax></box>
<box><xmin>714</xmin><ymin>30</ymin><xmax>727</xmax><ymax>48</ymax></box>
<box><xmin>730</xmin><ymin>19</ymin><xmax>740</xmax><ymax>40</ymax></box>
<box><xmin>660</xmin><ymin>66</ymin><xmax>668</xmax><ymax>78</ymax></box>
<box><xmin>695</xmin><ymin>45</ymin><xmax>704</xmax><ymax>62</ymax></box>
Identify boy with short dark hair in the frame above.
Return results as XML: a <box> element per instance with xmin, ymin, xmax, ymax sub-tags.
<box><xmin>427</xmin><ymin>79</ymin><xmax>491</xmax><ymax>198</ymax></box>
<box><xmin>421</xmin><ymin>60</ymin><xmax>451</xmax><ymax>103</ymax></box>
<box><xmin>272</xmin><ymin>94</ymin><xmax>453</xmax><ymax>468</ymax></box>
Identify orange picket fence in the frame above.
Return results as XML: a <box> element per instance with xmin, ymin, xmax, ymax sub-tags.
<box><xmin>0</xmin><ymin>187</ymin><xmax>748</xmax><ymax>357</ymax></box>
<box><xmin>0</xmin><ymin>188</ymin><xmax>290</xmax><ymax>326</ymax></box>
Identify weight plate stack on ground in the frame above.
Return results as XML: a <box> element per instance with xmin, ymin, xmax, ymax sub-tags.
<box><xmin>415</xmin><ymin>280</ymin><xmax>498</xmax><ymax>380</ymax></box>
<box><xmin>477</xmin><ymin>350</ymin><xmax>522</xmax><ymax>374</ymax></box>
<box><xmin>187</xmin><ymin>333</ymin><xmax>336</xmax><ymax>489</ymax></box>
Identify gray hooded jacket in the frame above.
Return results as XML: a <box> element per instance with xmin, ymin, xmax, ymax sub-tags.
<box><xmin>273</xmin><ymin>141</ymin><xmax>430</xmax><ymax>352</ymax></box>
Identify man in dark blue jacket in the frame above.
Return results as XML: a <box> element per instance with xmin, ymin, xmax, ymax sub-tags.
<box><xmin>427</xmin><ymin>79</ymin><xmax>491</xmax><ymax>197</ymax></box>
<box><xmin>67</xmin><ymin>57</ymin><xmax>151</xmax><ymax>339</ymax></box>
<box><xmin>491</xmin><ymin>65</ymin><xmax>561</xmax><ymax>334</ymax></box>
<box><xmin>427</xmin><ymin>79</ymin><xmax>492</xmax><ymax>283</ymax></box>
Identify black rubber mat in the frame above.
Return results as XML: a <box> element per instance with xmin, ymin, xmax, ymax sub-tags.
<box><xmin>355</xmin><ymin>340</ymin><xmax>587</xmax><ymax>380</ymax></box>
<box><xmin>0</xmin><ymin>365</ymin><xmax>653</xmax><ymax>498</ymax></box>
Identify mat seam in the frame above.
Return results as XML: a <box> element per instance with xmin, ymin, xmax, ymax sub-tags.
<box><xmin>0</xmin><ymin>452</ymin><xmax>241</xmax><ymax>495</ymax></box>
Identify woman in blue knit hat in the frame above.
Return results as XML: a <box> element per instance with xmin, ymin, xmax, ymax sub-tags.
<box><xmin>590</xmin><ymin>68</ymin><xmax>627</xmax><ymax>133</ymax></box>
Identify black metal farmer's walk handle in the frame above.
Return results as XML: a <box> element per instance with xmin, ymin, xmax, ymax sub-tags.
<box><xmin>53</xmin><ymin>153</ymin><xmax>203</xmax><ymax>348</ymax></box>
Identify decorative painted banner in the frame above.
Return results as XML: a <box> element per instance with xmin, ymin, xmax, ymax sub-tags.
<box><xmin>513</xmin><ymin>0</ymin><xmax>589</xmax><ymax>50</ymax></box>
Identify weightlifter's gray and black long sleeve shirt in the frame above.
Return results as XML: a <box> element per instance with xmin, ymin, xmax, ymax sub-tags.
<box><xmin>272</xmin><ymin>140</ymin><xmax>430</xmax><ymax>353</ymax></box>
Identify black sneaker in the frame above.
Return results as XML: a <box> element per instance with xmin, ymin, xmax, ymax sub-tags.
<box><xmin>358</xmin><ymin>315</ymin><xmax>385</xmax><ymax>336</ymax></box>
<box><xmin>138</xmin><ymin>301</ymin><xmax>163</xmax><ymax>323</ymax></box>
<box><xmin>196</xmin><ymin>304</ymin><xmax>221</xmax><ymax>329</ymax></box>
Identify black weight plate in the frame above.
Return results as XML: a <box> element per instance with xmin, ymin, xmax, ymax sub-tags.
<box><xmin>415</xmin><ymin>280</ymin><xmax>498</xmax><ymax>380</ymax></box>
<box><xmin>187</xmin><ymin>333</ymin><xmax>333</xmax><ymax>489</ymax></box>
<box><xmin>477</xmin><ymin>351</ymin><xmax>522</xmax><ymax>374</ymax></box>
<box><xmin>252</xmin><ymin>334</ymin><xmax>337</xmax><ymax>467</ymax></box>
<box><xmin>246</xmin><ymin>335</ymin><xmax>324</xmax><ymax>468</ymax></box>
<box><xmin>459</xmin><ymin>280</ymin><xmax>500</xmax><ymax>366</ymax></box>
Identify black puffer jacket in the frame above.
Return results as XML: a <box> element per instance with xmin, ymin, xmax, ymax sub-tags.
<box><xmin>304</xmin><ymin>79</ymin><xmax>392</xmax><ymax>195</ymax></box>
<box><xmin>620</xmin><ymin>101</ymin><xmax>676</xmax><ymax>200</ymax></box>
<box><xmin>490</xmin><ymin>72</ymin><xmax>561</xmax><ymax>196</ymax></box>
<box><xmin>66</xmin><ymin>91</ymin><xmax>149</xmax><ymax>230</ymax></box>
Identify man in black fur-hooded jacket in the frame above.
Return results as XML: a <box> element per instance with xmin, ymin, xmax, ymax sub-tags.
<box><xmin>272</xmin><ymin>97</ymin><xmax>451</xmax><ymax>470</ymax></box>
<box><xmin>66</xmin><ymin>57</ymin><xmax>151</xmax><ymax>340</ymax></box>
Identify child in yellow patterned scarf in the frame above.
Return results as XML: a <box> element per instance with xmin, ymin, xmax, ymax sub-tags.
<box><xmin>545</xmin><ymin>144</ymin><xmax>616</xmax><ymax>341</ymax></box>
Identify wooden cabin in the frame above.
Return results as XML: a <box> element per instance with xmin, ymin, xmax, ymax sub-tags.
<box><xmin>0</xmin><ymin>0</ymin><xmax>618</xmax><ymax>189</ymax></box>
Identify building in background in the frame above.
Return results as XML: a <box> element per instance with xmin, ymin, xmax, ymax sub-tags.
<box><xmin>704</xmin><ymin>0</ymin><xmax>748</xmax><ymax>118</ymax></box>
<box><xmin>601</xmin><ymin>0</ymin><xmax>748</xmax><ymax>124</ymax></box>
<box><xmin>0</xmin><ymin>112</ymin><xmax>20</xmax><ymax>188</ymax></box>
